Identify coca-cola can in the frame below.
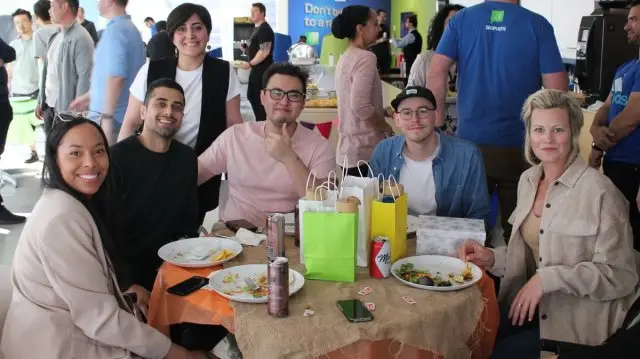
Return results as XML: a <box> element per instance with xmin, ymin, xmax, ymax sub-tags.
<box><xmin>266</xmin><ymin>213</ymin><xmax>285</xmax><ymax>262</ymax></box>
<box><xmin>268</xmin><ymin>257</ymin><xmax>289</xmax><ymax>318</ymax></box>
<box><xmin>369</xmin><ymin>237</ymin><xmax>391</xmax><ymax>278</ymax></box>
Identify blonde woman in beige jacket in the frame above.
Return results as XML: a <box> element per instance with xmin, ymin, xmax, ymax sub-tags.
<box><xmin>458</xmin><ymin>90</ymin><xmax>639</xmax><ymax>359</ymax></box>
<box><xmin>0</xmin><ymin>117</ymin><xmax>212</xmax><ymax>359</ymax></box>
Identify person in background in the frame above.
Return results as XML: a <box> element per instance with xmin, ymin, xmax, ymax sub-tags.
<box><xmin>147</xmin><ymin>20</ymin><xmax>174</xmax><ymax>61</ymax></box>
<box><xmin>589</xmin><ymin>0</ymin><xmax>640</xmax><ymax>251</ymax></box>
<box><xmin>332</xmin><ymin>5</ymin><xmax>392</xmax><ymax>176</ymax></box>
<box><xmin>371</xmin><ymin>86</ymin><xmax>489</xmax><ymax>220</ymax></box>
<box><xmin>407</xmin><ymin>4</ymin><xmax>464</xmax><ymax>88</ymax></box>
<box><xmin>428</xmin><ymin>0</ymin><xmax>568</xmax><ymax>246</ymax></box>
<box><xmin>35</xmin><ymin>0</ymin><xmax>94</xmax><ymax>135</ymax></box>
<box><xmin>0</xmin><ymin>36</ymin><xmax>26</xmax><ymax>225</ymax></box>
<box><xmin>77</xmin><ymin>6</ymin><xmax>99</xmax><ymax>45</ymax></box>
<box><xmin>0</xmin><ymin>115</ymin><xmax>212</xmax><ymax>359</ymax></box>
<box><xmin>32</xmin><ymin>0</ymin><xmax>57</xmax><ymax>70</ymax></box>
<box><xmin>391</xmin><ymin>15</ymin><xmax>422</xmax><ymax>76</ymax></box>
<box><xmin>8</xmin><ymin>8</ymin><xmax>40</xmax><ymax>163</ymax></box>
<box><xmin>198</xmin><ymin>63</ymin><xmax>335</xmax><ymax>227</ymax></box>
<box><xmin>370</xmin><ymin>9</ymin><xmax>391</xmax><ymax>74</ymax></box>
<box><xmin>298</xmin><ymin>35</ymin><xmax>306</xmax><ymax>43</ymax></box>
<box><xmin>240</xmin><ymin>2</ymin><xmax>274</xmax><ymax>122</ymax></box>
<box><xmin>458</xmin><ymin>90</ymin><xmax>638</xmax><ymax>359</ymax></box>
<box><xmin>69</xmin><ymin>0</ymin><xmax>145</xmax><ymax>144</ymax></box>
<box><xmin>144</xmin><ymin>16</ymin><xmax>157</xmax><ymax>37</ymax></box>
<box><xmin>121</xmin><ymin>3</ymin><xmax>242</xmax><ymax>225</ymax></box>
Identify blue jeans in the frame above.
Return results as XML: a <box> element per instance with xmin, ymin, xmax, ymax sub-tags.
<box><xmin>491</xmin><ymin>305</ymin><xmax>540</xmax><ymax>359</ymax></box>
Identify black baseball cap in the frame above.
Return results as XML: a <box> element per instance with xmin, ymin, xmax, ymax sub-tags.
<box><xmin>391</xmin><ymin>86</ymin><xmax>437</xmax><ymax>111</ymax></box>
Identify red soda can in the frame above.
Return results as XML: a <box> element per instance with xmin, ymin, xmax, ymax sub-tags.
<box><xmin>268</xmin><ymin>257</ymin><xmax>289</xmax><ymax>318</ymax></box>
<box><xmin>370</xmin><ymin>237</ymin><xmax>391</xmax><ymax>278</ymax></box>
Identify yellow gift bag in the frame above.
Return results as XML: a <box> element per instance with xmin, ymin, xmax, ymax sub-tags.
<box><xmin>370</xmin><ymin>177</ymin><xmax>408</xmax><ymax>263</ymax></box>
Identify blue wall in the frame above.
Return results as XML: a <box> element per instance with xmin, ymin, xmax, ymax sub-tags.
<box><xmin>288</xmin><ymin>0</ymin><xmax>391</xmax><ymax>55</ymax></box>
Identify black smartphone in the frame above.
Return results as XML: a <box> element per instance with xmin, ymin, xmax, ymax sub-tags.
<box><xmin>167</xmin><ymin>276</ymin><xmax>209</xmax><ymax>296</ymax></box>
<box><xmin>225</xmin><ymin>219</ymin><xmax>258</xmax><ymax>233</ymax></box>
<box><xmin>337</xmin><ymin>299</ymin><xmax>374</xmax><ymax>323</ymax></box>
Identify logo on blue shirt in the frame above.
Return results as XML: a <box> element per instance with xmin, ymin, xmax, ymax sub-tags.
<box><xmin>486</xmin><ymin>10</ymin><xmax>507</xmax><ymax>32</ymax></box>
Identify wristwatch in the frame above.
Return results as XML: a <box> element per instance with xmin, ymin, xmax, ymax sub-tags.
<box><xmin>591</xmin><ymin>141</ymin><xmax>604</xmax><ymax>152</ymax></box>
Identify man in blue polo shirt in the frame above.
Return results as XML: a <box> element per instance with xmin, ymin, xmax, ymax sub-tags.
<box><xmin>589</xmin><ymin>0</ymin><xmax>640</xmax><ymax>251</ymax></box>
<box><xmin>427</xmin><ymin>0</ymin><xmax>567</xmax><ymax>245</ymax></box>
<box><xmin>70</xmin><ymin>0</ymin><xmax>145</xmax><ymax>143</ymax></box>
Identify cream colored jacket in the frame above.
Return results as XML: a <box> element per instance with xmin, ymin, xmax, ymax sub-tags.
<box><xmin>0</xmin><ymin>189</ymin><xmax>171</xmax><ymax>359</ymax></box>
<box><xmin>491</xmin><ymin>157</ymin><xmax>639</xmax><ymax>346</ymax></box>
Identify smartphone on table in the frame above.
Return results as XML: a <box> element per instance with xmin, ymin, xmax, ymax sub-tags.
<box><xmin>167</xmin><ymin>276</ymin><xmax>209</xmax><ymax>296</ymax></box>
<box><xmin>337</xmin><ymin>299</ymin><xmax>374</xmax><ymax>323</ymax></box>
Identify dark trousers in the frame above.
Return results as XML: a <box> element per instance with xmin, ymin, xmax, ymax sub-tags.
<box><xmin>247</xmin><ymin>67</ymin><xmax>267</xmax><ymax>122</ymax></box>
<box><xmin>491</xmin><ymin>305</ymin><xmax>540</xmax><ymax>359</ymax></box>
<box><xmin>603</xmin><ymin>159</ymin><xmax>640</xmax><ymax>251</ymax></box>
<box><xmin>0</xmin><ymin>102</ymin><xmax>12</xmax><ymax>206</ymax></box>
<box><xmin>42</xmin><ymin>104</ymin><xmax>56</xmax><ymax>135</ymax></box>
<box><xmin>169</xmin><ymin>323</ymin><xmax>228</xmax><ymax>352</ymax></box>
<box><xmin>479</xmin><ymin>146</ymin><xmax>528</xmax><ymax>246</ymax></box>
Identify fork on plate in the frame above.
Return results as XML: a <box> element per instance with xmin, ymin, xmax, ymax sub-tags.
<box><xmin>244</xmin><ymin>276</ymin><xmax>260</xmax><ymax>290</ymax></box>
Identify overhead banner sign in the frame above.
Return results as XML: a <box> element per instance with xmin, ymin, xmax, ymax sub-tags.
<box><xmin>288</xmin><ymin>0</ymin><xmax>390</xmax><ymax>55</ymax></box>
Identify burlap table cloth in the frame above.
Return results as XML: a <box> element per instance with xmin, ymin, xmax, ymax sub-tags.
<box><xmin>227</xmin><ymin>238</ymin><xmax>485</xmax><ymax>359</ymax></box>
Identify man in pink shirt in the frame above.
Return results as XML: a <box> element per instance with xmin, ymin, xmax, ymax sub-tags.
<box><xmin>198</xmin><ymin>63</ymin><xmax>336</xmax><ymax>227</ymax></box>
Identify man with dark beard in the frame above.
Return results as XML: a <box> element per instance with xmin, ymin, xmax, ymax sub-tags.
<box><xmin>110</xmin><ymin>78</ymin><xmax>199</xmax><ymax>307</ymax></box>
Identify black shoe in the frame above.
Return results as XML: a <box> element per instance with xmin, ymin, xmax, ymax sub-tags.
<box><xmin>0</xmin><ymin>206</ymin><xmax>26</xmax><ymax>225</ymax></box>
<box><xmin>25</xmin><ymin>151</ymin><xmax>39</xmax><ymax>164</ymax></box>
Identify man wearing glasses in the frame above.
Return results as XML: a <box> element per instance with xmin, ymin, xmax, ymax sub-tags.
<box><xmin>197</xmin><ymin>63</ymin><xmax>335</xmax><ymax>228</ymax></box>
<box><xmin>370</xmin><ymin>86</ymin><xmax>489</xmax><ymax>220</ymax></box>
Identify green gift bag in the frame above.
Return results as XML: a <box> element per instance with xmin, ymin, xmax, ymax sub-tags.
<box><xmin>303</xmin><ymin>211</ymin><xmax>358</xmax><ymax>282</ymax></box>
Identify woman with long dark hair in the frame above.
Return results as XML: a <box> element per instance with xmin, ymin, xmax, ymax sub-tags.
<box><xmin>333</xmin><ymin>5</ymin><xmax>392</xmax><ymax>176</ymax></box>
<box><xmin>407</xmin><ymin>4</ymin><xmax>464</xmax><ymax>88</ymax></box>
<box><xmin>0</xmin><ymin>116</ymin><xmax>211</xmax><ymax>359</ymax></box>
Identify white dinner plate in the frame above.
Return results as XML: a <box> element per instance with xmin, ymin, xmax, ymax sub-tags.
<box><xmin>209</xmin><ymin>264</ymin><xmax>305</xmax><ymax>304</ymax></box>
<box><xmin>391</xmin><ymin>255</ymin><xmax>483</xmax><ymax>292</ymax></box>
<box><xmin>158</xmin><ymin>237</ymin><xmax>243</xmax><ymax>268</ymax></box>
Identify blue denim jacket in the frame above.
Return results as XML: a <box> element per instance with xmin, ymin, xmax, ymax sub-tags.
<box><xmin>370</xmin><ymin>133</ymin><xmax>490</xmax><ymax>221</ymax></box>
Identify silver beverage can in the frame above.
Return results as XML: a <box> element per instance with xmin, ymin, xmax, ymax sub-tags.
<box><xmin>266</xmin><ymin>213</ymin><xmax>286</xmax><ymax>262</ymax></box>
<box><xmin>268</xmin><ymin>257</ymin><xmax>289</xmax><ymax>318</ymax></box>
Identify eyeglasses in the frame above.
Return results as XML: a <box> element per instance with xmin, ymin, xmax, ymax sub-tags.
<box><xmin>397</xmin><ymin>106</ymin><xmax>435</xmax><ymax>121</ymax></box>
<box><xmin>263</xmin><ymin>88</ymin><xmax>305</xmax><ymax>102</ymax></box>
<box><xmin>54</xmin><ymin>110</ymin><xmax>106</xmax><ymax>127</ymax></box>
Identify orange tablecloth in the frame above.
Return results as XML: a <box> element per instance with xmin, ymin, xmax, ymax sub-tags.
<box><xmin>149</xmin><ymin>262</ymin><xmax>499</xmax><ymax>359</ymax></box>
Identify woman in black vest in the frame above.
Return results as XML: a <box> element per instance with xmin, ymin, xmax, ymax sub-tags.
<box><xmin>119</xmin><ymin>4</ymin><xmax>243</xmax><ymax>355</ymax></box>
<box><xmin>120</xmin><ymin>3</ymin><xmax>243</xmax><ymax>225</ymax></box>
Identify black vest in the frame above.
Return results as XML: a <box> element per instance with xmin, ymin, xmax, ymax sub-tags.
<box><xmin>403</xmin><ymin>29</ymin><xmax>423</xmax><ymax>73</ymax></box>
<box><xmin>146</xmin><ymin>56</ymin><xmax>230</xmax><ymax>219</ymax></box>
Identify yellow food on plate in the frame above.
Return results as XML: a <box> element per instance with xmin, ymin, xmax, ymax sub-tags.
<box><xmin>211</xmin><ymin>249</ymin><xmax>236</xmax><ymax>262</ymax></box>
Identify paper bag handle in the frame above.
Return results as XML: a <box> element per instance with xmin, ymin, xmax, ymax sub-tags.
<box><xmin>313</xmin><ymin>184</ymin><xmax>335</xmax><ymax>212</ymax></box>
<box><xmin>305</xmin><ymin>172</ymin><xmax>317</xmax><ymax>191</ymax></box>
<box><xmin>356</xmin><ymin>160</ymin><xmax>375</xmax><ymax>178</ymax></box>
<box><xmin>326</xmin><ymin>170</ymin><xmax>337</xmax><ymax>191</ymax></box>
<box><xmin>387</xmin><ymin>175</ymin><xmax>401</xmax><ymax>202</ymax></box>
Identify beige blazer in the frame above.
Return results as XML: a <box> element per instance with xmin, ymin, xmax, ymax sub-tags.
<box><xmin>491</xmin><ymin>156</ymin><xmax>639</xmax><ymax>346</ymax></box>
<box><xmin>0</xmin><ymin>189</ymin><xmax>172</xmax><ymax>359</ymax></box>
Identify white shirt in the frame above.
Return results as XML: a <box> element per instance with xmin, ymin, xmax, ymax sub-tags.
<box><xmin>130</xmin><ymin>62</ymin><xmax>241</xmax><ymax>148</ymax></box>
<box><xmin>9</xmin><ymin>37</ymin><xmax>39</xmax><ymax>95</ymax></box>
<box><xmin>44</xmin><ymin>33</ymin><xmax>63</xmax><ymax>108</ymax></box>
<box><xmin>399</xmin><ymin>134</ymin><xmax>441</xmax><ymax>216</ymax></box>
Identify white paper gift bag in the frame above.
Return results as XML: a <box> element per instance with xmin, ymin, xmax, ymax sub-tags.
<box><xmin>340</xmin><ymin>160</ymin><xmax>379</xmax><ymax>267</ymax></box>
<box><xmin>416</xmin><ymin>216</ymin><xmax>486</xmax><ymax>256</ymax></box>
<box><xmin>298</xmin><ymin>173</ymin><xmax>338</xmax><ymax>264</ymax></box>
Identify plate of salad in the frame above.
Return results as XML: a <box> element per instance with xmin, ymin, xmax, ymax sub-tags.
<box><xmin>391</xmin><ymin>255</ymin><xmax>482</xmax><ymax>292</ymax></box>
